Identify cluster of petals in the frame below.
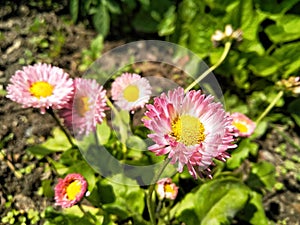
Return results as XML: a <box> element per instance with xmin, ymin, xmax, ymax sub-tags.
<box><xmin>59</xmin><ymin>78</ymin><xmax>107</xmax><ymax>137</ymax></box>
<box><xmin>231</xmin><ymin>112</ymin><xmax>256</xmax><ymax>137</ymax></box>
<box><xmin>156</xmin><ymin>178</ymin><xmax>179</xmax><ymax>200</ymax></box>
<box><xmin>54</xmin><ymin>173</ymin><xmax>88</xmax><ymax>208</ymax></box>
<box><xmin>211</xmin><ymin>24</ymin><xmax>243</xmax><ymax>47</ymax></box>
<box><xmin>143</xmin><ymin>87</ymin><xmax>237</xmax><ymax>178</ymax></box>
<box><xmin>6</xmin><ymin>63</ymin><xmax>74</xmax><ymax>114</ymax></box>
<box><xmin>111</xmin><ymin>72</ymin><xmax>151</xmax><ymax>112</ymax></box>
<box><xmin>276</xmin><ymin>76</ymin><xmax>300</xmax><ymax>95</ymax></box>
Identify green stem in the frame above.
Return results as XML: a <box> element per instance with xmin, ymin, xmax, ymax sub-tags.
<box><xmin>184</xmin><ymin>41</ymin><xmax>232</xmax><ymax>93</ymax></box>
<box><xmin>47</xmin><ymin>108</ymin><xmax>77</xmax><ymax>149</ymax></box>
<box><xmin>78</xmin><ymin>203</ymin><xmax>98</xmax><ymax>223</ymax></box>
<box><xmin>255</xmin><ymin>90</ymin><xmax>284</xmax><ymax>125</ymax></box>
<box><xmin>106</xmin><ymin>97</ymin><xmax>119</xmax><ymax>117</ymax></box>
<box><xmin>147</xmin><ymin>158</ymin><xmax>171</xmax><ymax>225</ymax></box>
<box><xmin>106</xmin><ymin>97</ymin><xmax>127</xmax><ymax>154</ymax></box>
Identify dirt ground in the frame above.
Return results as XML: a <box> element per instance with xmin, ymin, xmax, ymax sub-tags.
<box><xmin>1</xmin><ymin>1</ymin><xmax>300</xmax><ymax>225</ymax></box>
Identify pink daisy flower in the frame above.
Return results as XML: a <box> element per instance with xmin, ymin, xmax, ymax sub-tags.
<box><xmin>111</xmin><ymin>72</ymin><xmax>152</xmax><ymax>112</ymax></box>
<box><xmin>6</xmin><ymin>63</ymin><xmax>74</xmax><ymax>114</ymax></box>
<box><xmin>54</xmin><ymin>173</ymin><xmax>88</xmax><ymax>208</ymax></box>
<box><xmin>231</xmin><ymin>112</ymin><xmax>256</xmax><ymax>137</ymax></box>
<box><xmin>142</xmin><ymin>87</ymin><xmax>237</xmax><ymax>178</ymax></box>
<box><xmin>59</xmin><ymin>78</ymin><xmax>107</xmax><ymax>137</ymax></box>
<box><xmin>156</xmin><ymin>178</ymin><xmax>178</xmax><ymax>200</ymax></box>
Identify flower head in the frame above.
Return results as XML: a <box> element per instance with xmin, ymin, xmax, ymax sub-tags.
<box><xmin>211</xmin><ymin>24</ymin><xmax>243</xmax><ymax>47</ymax></box>
<box><xmin>6</xmin><ymin>63</ymin><xmax>74</xmax><ymax>114</ymax></box>
<box><xmin>156</xmin><ymin>178</ymin><xmax>178</xmax><ymax>200</ymax></box>
<box><xmin>276</xmin><ymin>76</ymin><xmax>300</xmax><ymax>95</ymax></box>
<box><xmin>231</xmin><ymin>112</ymin><xmax>256</xmax><ymax>137</ymax></box>
<box><xmin>143</xmin><ymin>87</ymin><xmax>236</xmax><ymax>178</ymax></box>
<box><xmin>59</xmin><ymin>78</ymin><xmax>107</xmax><ymax>137</ymax></box>
<box><xmin>111</xmin><ymin>72</ymin><xmax>151</xmax><ymax>112</ymax></box>
<box><xmin>54</xmin><ymin>173</ymin><xmax>88</xmax><ymax>208</ymax></box>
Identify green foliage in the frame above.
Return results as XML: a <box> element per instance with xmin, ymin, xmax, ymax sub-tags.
<box><xmin>68</xmin><ymin>0</ymin><xmax>175</xmax><ymax>37</ymax></box>
<box><xmin>172</xmin><ymin>177</ymin><xmax>269</xmax><ymax>224</ymax></box>
<box><xmin>158</xmin><ymin>0</ymin><xmax>300</xmax><ymax>120</ymax></box>
<box><xmin>79</xmin><ymin>34</ymin><xmax>104</xmax><ymax>72</ymax></box>
<box><xmin>1</xmin><ymin>208</ymin><xmax>41</xmax><ymax>225</ymax></box>
<box><xmin>246</xmin><ymin>161</ymin><xmax>276</xmax><ymax>192</ymax></box>
<box><xmin>26</xmin><ymin>127</ymin><xmax>73</xmax><ymax>159</ymax></box>
<box><xmin>226</xmin><ymin>139</ymin><xmax>259</xmax><ymax>170</ymax></box>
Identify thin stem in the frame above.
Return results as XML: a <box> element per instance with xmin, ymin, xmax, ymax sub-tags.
<box><xmin>255</xmin><ymin>90</ymin><xmax>284</xmax><ymax>125</ymax></box>
<box><xmin>78</xmin><ymin>203</ymin><xmax>98</xmax><ymax>223</ymax></box>
<box><xmin>147</xmin><ymin>158</ymin><xmax>171</xmax><ymax>225</ymax></box>
<box><xmin>106</xmin><ymin>97</ymin><xmax>128</xmax><ymax>154</ymax></box>
<box><xmin>106</xmin><ymin>96</ymin><xmax>119</xmax><ymax>117</ymax></box>
<box><xmin>184</xmin><ymin>41</ymin><xmax>232</xmax><ymax>93</ymax></box>
<box><xmin>47</xmin><ymin>108</ymin><xmax>77</xmax><ymax>149</ymax></box>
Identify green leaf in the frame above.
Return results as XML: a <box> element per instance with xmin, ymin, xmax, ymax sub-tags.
<box><xmin>96</xmin><ymin>120</ymin><xmax>111</xmax><ymax>145</ymax></box>
<box><xmin>288</xmin><ymin>99</ymin><xmax>300</xmax><ymax>127</ymax></box>
<box><xmin>126</xmin><ymin>135</ymin><xmax>146</xmax><ymax>151</ymax></box>
<box><xmin>254</xmin><ymin>0</ymin><xmax>299</xmax><ymax>14</ymax></box>
<box><xmin>237</xmin><ymin>192</ymin><xmax>269</xmax><ymax>225</ymax></box>
<box><xmin>132</xmin><ymin>11</ymin><xmax>158</xmax><ymax>33</ymax></box>
<box><xmin>27</xmin><ymin>127</ymin><xmax>72</xmax><ymax>158</ymax></box>
<box><xmin>90</xmin><ymin>34</ymin><xmax>104</xmax><ymax>59</ymax></box>
<box><xmin>265</xmin><ymin>25</ymin><xmax>300</xmax><ymax>44</ymax></box>
<box><xmin>47</xmin><ymin>158</ymin><xmax>69</xmax><ymax>175</ymax></box>
<box><xmin>246</xmin><ymin>161</ymin><xmax>276</xmax><ymax>191</ymax></box>
<box><xmin>92</xmin><ymin>3</ymin><xmax>110</xmax><ymax>36</ymax></box>
<box><xmin>45</xmin><ymin>206</ymin><xmax>102</xmax><ymax>225</ymax></box>
<box><xmin>226</xmin><ymin>139</ymin><xmax>258</xmax><ymax>169</ymax></box>
<box><xmin>173</xmin><ymin>191</ymin><xmax>200</xmax><ymax>224</ymax></box>
<box><xmin>273</xmin><ymin>42</ymin><xmax>300</xmax><ymax>77</ymax></box>
<box><xmin>104</xmin><ymin>0</ymin><xmax>121</xmax><ymax>14</ymax></box>
<box><xmin>177</xmin><ymin>209</ymin><xmax>200</xmax><ymax>225</ymax></box>
<box><xmin>194</xmin><ymin>177</ymin><xmax>250</xmax><ymax>224</ymax></box>
<box><xmin>101</xmin><ymin>175</ymin><xmax>146</xmax><ymax>222</ymax></box>
<box><xmin>248</xmin><ymin>55</ymin><xmax>279</xmax><ymax>77</ymax></box>
<box><xmin>41</xmin><ymin>179</ymin><xmax>54</xmax><ymax>198</ymax></box>
<box><xmin>265</xmin><ymin>14</ymin><xmax>300</xmax><ymax>43</ymax></box>
<box><xmin>237</xmin><ymin>5</ymin><xmax>266</xmax><ymax>55</ymax></box>
<box><xmin>86</xmin><ymin>179</ymin><xmax>115</xmax><ymax>207</ymax></box>
<box><xmin>111</xmin><ymin>110</ymin><xmax>130</xmax><ymax>145</ymax></box>
<box><xmin>292</xmin><ymin>114</ymin><xmax>300</xmax><ymax>128</ymax></box>
<box><xmin>250</xmin><ymin>120</ymin><xmax>268</xmax><ymax>139</ymax></box>
<box><xmin>158</xmin><ymin>5</ymin><xmax>177</xmax><ymax>36</ymax></box>
<box><xmin>69</xmin><ymin>0</ymin><xmax>79</xmax><ymax>22</ymax></box>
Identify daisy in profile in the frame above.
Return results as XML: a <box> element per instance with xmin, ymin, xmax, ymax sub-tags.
<box><xmin>143</xmin><ymin>87</ymin><xmax>236</xmax><ymax>178</ymax></box>
<box><xmin>59</xmin><ymin>78</ymin><xmax>107</xmax><ymax>137</ymax></box>
<box><xmin>231</xmin><ymin>112</ymin><xmax>256</xmax><ymax>137</ymax></box>
<box><xmin>111</xmin><ymin>72</ymin><xmax>152</xmax><ymax>112</ymax></box>
<box><xmin>156</xmin><ymin>178</ymin><xmax>178</xmax><ymax>200</ymax></box>
<box><xmin>6</xmin><ymin>63</ymin><xmax>74</xmax><ymax>114</ymax></box>
<box><xmin>54</xmin><ymin>173</ymin><xmax>88</xmax><ymax>208</ymax></box>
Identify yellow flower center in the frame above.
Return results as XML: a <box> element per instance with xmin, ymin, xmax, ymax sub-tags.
<box><xmin>74</xmin><ymin>97</ymin><xmax>90</xmax><ymax>117</ymax></box>
<box><xmin>233</xmin><ymin>121</ymin><xmax>248</xmax><ymax>133</ymax></box>
<box><xmin>123</xmin><ymin>85</ymin><xmax>139</xmax><ymax>102</ymax></box>
<box><xmin>164</xmin><ymin>184</ymin><xmax>176</xmax><ymax>195</ymax></box>
<box><xmin>66</xmin><ymin>180</ymin><xmax>82</xmax><ymax>200</ymax></box>
<box><xmin>29</xmin><ymin>81</ymin><xmax>54</xmax><ymax>98</ymax></box>
<box><xmin>171</xmin><ymin>115</ymin><xmax>205</xmax><ymax>146</ymax></box>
